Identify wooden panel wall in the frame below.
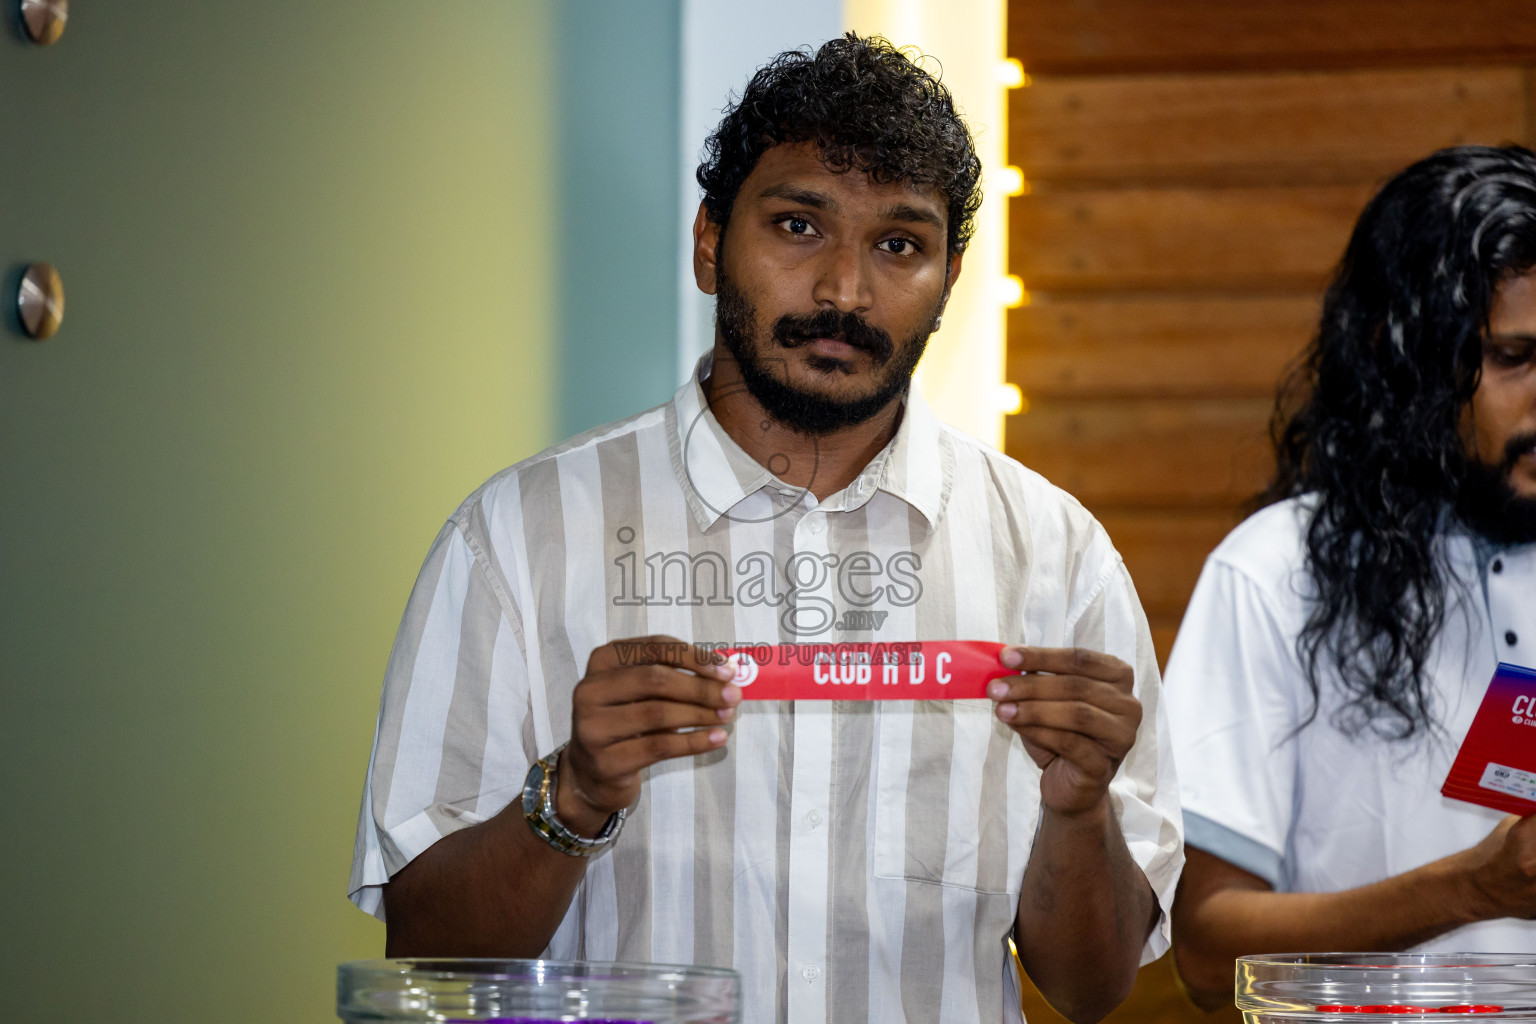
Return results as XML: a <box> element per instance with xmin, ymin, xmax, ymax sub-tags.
<box><xmin>1004</xmin><ymin>4</ymin><xmax>1535</xmax><ymax>1023</ymax></box>
<box><xmin>1007</xmin><ymin>3</ymin><xmax>1536</xmax><ymax>664</ymax></box>
<box><xmin>1010</xmin><ymin>0</ymin><xmax>1536</xmax><ymax>74</ymax></box>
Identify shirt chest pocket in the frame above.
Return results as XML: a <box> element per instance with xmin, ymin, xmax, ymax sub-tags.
<box><xmin>872</xmin><ymin>701</ymin><xmax>1035</xmax><ymax>895</ymax></box>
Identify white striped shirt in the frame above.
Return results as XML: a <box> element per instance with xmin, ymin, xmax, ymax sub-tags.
<box><xmin>349</xmin><ymin>357</ymin><xmax>1183</xmax><ymax>1024</ymax></box>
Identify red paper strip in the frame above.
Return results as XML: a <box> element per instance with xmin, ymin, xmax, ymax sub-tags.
<box><xmin>720</xmin><ymin>641</ymin><xmax>1011</xmax><ymax>700</ymax></box>
<box><xmin>1315</xmin><ymin>1009</ymin><xmax>1507</xmax><ymax>1016</ymax></box>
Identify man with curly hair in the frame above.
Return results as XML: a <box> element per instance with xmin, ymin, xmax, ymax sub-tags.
<box><xmin>350</xmin><ymin>34</ymin><xmax>1182</xmax><ymax>1024</ymax></box>
<box><xmin>1167</xmin><ymin>145</ymin><xmax>1536</xmax><ymax>1007</ymax></box>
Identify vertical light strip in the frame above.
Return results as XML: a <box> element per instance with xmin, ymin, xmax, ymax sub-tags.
<box><xmin>844</xmin><ymin>0</ymin><xmax>1010</xmax><ymax>448</ymax></box>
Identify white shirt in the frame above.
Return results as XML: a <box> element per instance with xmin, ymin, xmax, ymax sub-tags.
<box><xmin>350</xmin><ymin>358</ymin><xmax>1184</xmax><ymax>1024</ymax></box>
<box><xmin>1165</xmin><ymin>496</ymin><xmax>1536</xmax><ymax>952</ymax></box>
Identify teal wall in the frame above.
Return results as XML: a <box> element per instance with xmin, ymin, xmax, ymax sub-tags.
<box><xmin>555</xmin><ymin>0</ymin><xmax>683</xmax><ymax>437</ymax></box>
<box><xmin>0</xmin><ymin>4</ymin><xmax>554</xmax><ymax>1022</ymax></box>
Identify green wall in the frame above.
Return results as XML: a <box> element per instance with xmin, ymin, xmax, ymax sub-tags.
<box><xmin>555</xmin><ymin>0</ymin><xmax>682</xmax><ymax>436</ymax></box>
<box><xmin>0</xmin><ymin>4</ymin><xmax>553</xmax><ymax>1021</ymax></box>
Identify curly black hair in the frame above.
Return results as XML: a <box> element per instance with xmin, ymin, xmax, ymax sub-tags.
<box><xmin>696</xmin><ymin>32</ymin><xmax>983</xmax><ymax>257</ymax></box>
<box><xmin>1257</xmin><ymin>144</ymin><xmax>1536</xmax><ymax>740</ymax></box>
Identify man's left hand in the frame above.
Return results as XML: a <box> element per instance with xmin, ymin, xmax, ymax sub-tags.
<box><xmin>987</xmin><ymin>646</ymin><xmax>1141</xmax><ymax>818</ymax></box>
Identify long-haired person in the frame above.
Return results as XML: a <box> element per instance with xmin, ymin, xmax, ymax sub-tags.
<box><xmin>1167</xmin><ymin>145</ymin><xmax>1536</xmax><ymax>1006</ymax></box>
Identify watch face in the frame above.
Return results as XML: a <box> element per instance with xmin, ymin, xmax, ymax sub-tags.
<box><xmin>519</xmin><ymin>748</ymin><xmax>624</xmax><ymax>855</ymax></box>
<box><xmin>522</xmin><ymin>758</ymin><xmax>547</xmax><ymax>816</ymax></box>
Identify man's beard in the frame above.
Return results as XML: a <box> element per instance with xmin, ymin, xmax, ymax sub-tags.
<box><xmin>1455</xmin><ymin>430</ymin><xmax>1536</xmax><ymax>545</ymax></box>
<box><xmin>714</xmin><ymin>263</ymin><xmax>937</xmax><ymax>436</ymax></box>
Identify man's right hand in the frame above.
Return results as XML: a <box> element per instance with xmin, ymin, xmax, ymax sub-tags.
<box><xmin>557</xmin><ymin>635</ymin><xmax>741</xmax><ymax>836</ymax></box>
<box><xmin>1463</xmin><ymin>813</ymin><xmax>1536</xmax><ymax>920</ymax></box>
<box><xmin>383</xmin><ymin>635</ymin><xmax>739</xmax><ymax>957</ymax></box>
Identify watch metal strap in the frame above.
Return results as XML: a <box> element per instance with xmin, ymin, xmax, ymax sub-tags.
<box><xmin>522</xmin><ymin>743</ymin><xmax>625</xmax><ymax>856</ymax></box>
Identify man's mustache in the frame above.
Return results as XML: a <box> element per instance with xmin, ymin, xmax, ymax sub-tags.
<box><xmin>771</xmin><ymin>309</ymin><xmax>895</xmax><ymax>363</ymax></box>
<box><xmin>1503</xmin><ymin>431</ymin><xmax>1536</xmax><ymax>469</ymax></box>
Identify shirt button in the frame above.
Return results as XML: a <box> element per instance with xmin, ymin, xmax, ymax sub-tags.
<box><xmin>808</xmin><ymin>517</ymin><xmax>824</xmax><ymax>535</ymax></box>
<box><xmin>1492</xmin><ymin>558</ymin><xmax>1504</xmax><ymax>574</ymax></box>
<box><xmin>806</xmin><ymin>809</ymin><xmax>823</xmax><ymax>828</ymax></box>
<box><xmin>802</xmin><ymin>964</ymin><xmax>821</xmax><ymax>982</ymax></box>
<box><xmin>1507</xmin><ymin>631</ymin><xmax>1519</xmax><ymax>646</ymax></box>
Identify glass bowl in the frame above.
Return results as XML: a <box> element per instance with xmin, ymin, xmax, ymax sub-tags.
<box><xmin>1237</xmin><ymin>953</ymin><xmax>1536</xmax><ymax>1022</ymax></box>
<box><xmin>337</xmin><ymin>959</ymin><xmax>741</xmax><ymax>1024</ymax></box>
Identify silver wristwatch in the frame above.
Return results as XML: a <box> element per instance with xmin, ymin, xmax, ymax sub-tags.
<box><xmin>521</xmin><ymin>743</ymin><xmax>626</xmax><ymax>856</ymax></box>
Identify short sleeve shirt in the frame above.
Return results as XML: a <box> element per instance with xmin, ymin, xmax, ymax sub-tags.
<box><xmin>1165</xmin><ymin>496</ymin><xmax>1536</xmax><ymax>953</ymax></box>
<box><xmin>350</xmin><ymin>359</ymin><xmax>1185</xmax><ymax>1024</ymax></box>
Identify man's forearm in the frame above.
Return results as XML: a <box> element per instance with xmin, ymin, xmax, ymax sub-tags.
<box><xmin>383</xmin><ymin>804</ymin><xmax>589</xmax><ymax>957</ymax></box>
<box><xmin>1175</xmin><ymin>847</ymin><xmax>1482</xmax><ymax>1002</ymax></box>
<box><xmin>1015</xmin><ymin>800</ymin><xmax>1158</xmax><ymax>1024</ymax></box>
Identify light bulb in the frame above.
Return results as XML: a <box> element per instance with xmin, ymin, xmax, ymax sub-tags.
<box><xmin>997</xmin><ymin>166</ymin><xmax>1028</xmax><ymax>196</ymax></box>
<box><xmin>996</xmin><ymin>383</ymin><xmax>1026</xmax><ymax>415</ymax></box>
<box><xmin>996</xmin><ymin>59</ymin><xmax>1025</xmax><ymax>88</ymax></box>
<box><xmin>998</xmin><ymin>276</ymin><xmax>1029</xmax><ymax>308</ymax></box>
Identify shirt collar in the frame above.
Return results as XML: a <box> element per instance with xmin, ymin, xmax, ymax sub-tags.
<box><xmin>667</xmin><ymin>354</ymin><xmax>952</xmax><ymax>533</ymax></box>
<box><xmin>1441</xmin><ymin>508</ymin><xmax>1534</xmax><ymax>614</ymax></box>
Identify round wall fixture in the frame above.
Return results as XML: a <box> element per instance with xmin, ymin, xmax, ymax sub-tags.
<box><xmin>17</xmin><ymin>262</ymin><xmax>65</xmax><ymax>340</ymax></box>
<box><xmin>20</xmin><ymin>0</ymin><xmax>68</xmax><ymax>46</ymax></box>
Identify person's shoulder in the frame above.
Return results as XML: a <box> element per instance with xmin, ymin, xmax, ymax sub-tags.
<box><xmin>939</xmin><ymin>424</ymin><xmax>1112</xmax><ymax>567</ymax></box>
<box><xmin>450</xmin><ymin>401</ymin><xmax>671</xmax><ymax>531</ymax></box>
<box><xmin>943</xmin><ymin>425</ymin><xmax>1104</xmax><ymax>531</ymax></box>
<box><xmin>1205</xmin><ymin>495</ymin><xmax>1316</xmax><ymax>588</ymax></box>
